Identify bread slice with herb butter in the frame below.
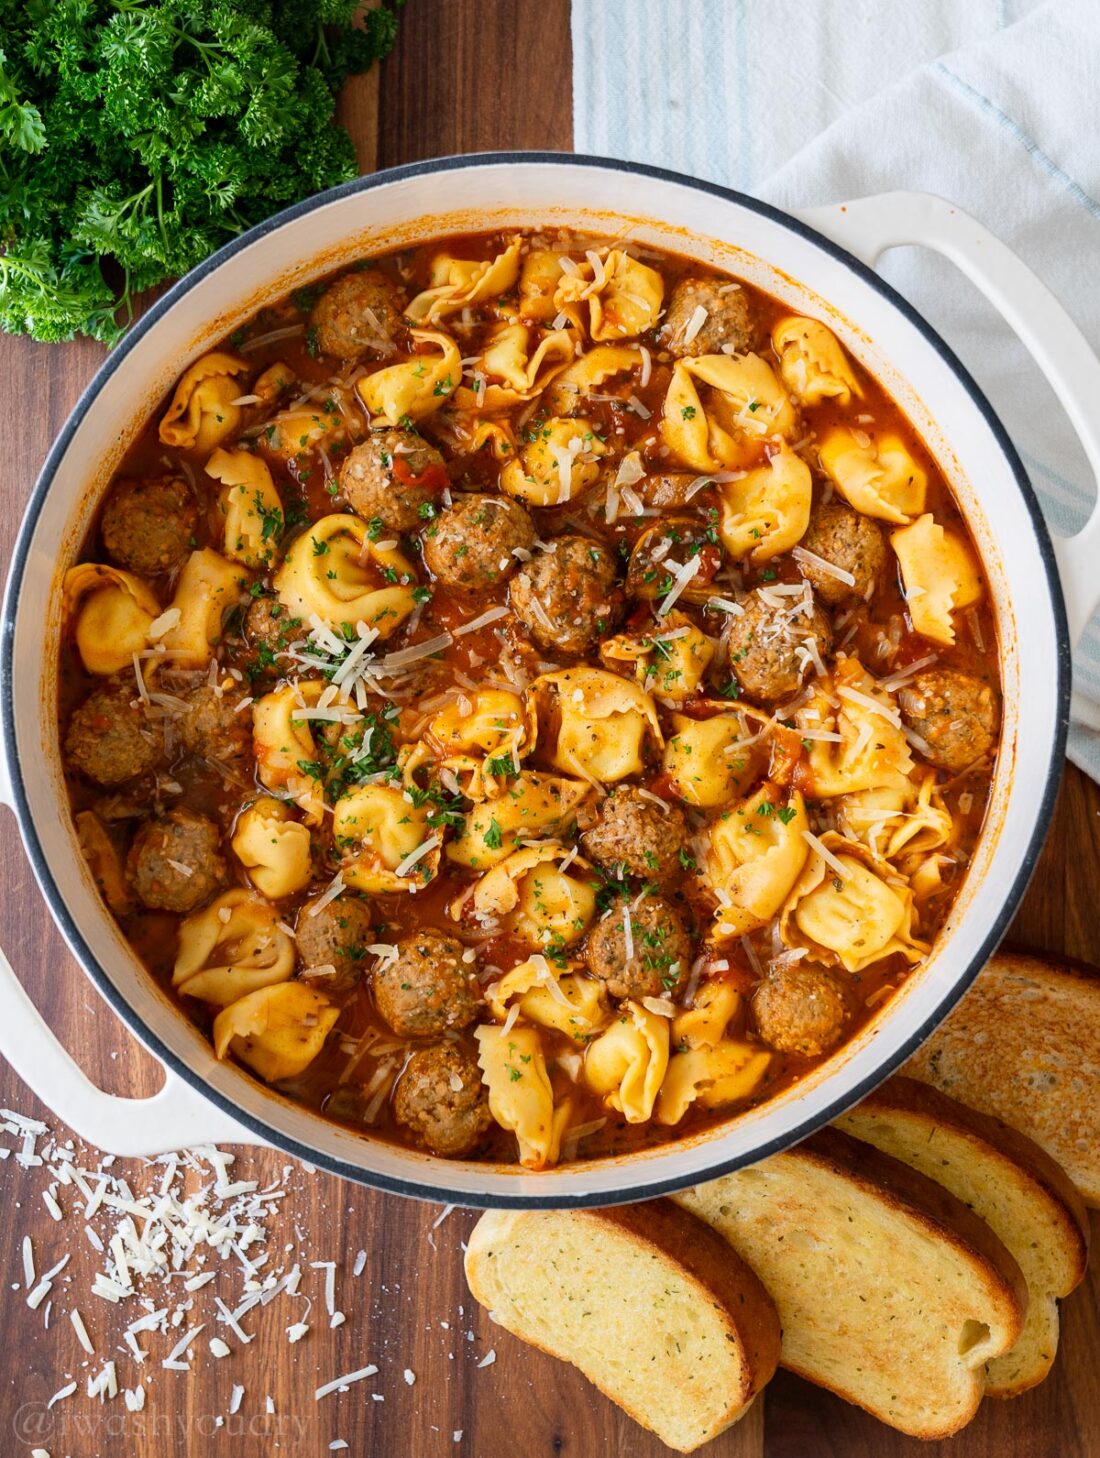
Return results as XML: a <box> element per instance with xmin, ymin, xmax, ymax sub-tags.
<box><xmin>837</xmin><ymin>1074</ymin><xmax>1089</xmax><ymax>1397</ymax></box>
<box><xmin>464</xmin><ymin>1199</ymin><xmax>781</xmax><ymax>1453</ymax></box>
<box><xmin>676</xmin><ymin>1128</ymin><xmax>1027</xmax><ymax>1438</ymax></box>
<box><xmin>905</xmin><ymin>948</ymin><xmax>1100</xmax><ymax>1206</ymax></box>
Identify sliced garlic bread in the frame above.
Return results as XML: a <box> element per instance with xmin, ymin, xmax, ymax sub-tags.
<box><xmin>676</xmin><ymin>1128</ymin><xmax>1026</xmax><ymax>1438</ymax></box>
<box><xmin>906</xmin><ymin>949</ymin><xmax>1100</xmax><ymax>1206</ymax></box>
<box><xmin>837</xmin><ymin>1075</ymin><xmax>1088</xmax><ymax>1397</ymax></box>
<box><xmin>464</xmin><ymin>1199</ymin><xmax>781</xmax><ymax>1453</ymax></box>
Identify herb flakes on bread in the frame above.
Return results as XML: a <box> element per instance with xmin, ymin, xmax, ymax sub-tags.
<box><xmin>675</xmin><ymin>1129</ymin><xmax>1026</xmax><ymax>1438</ymax></box>
<box><xmin>464</xmin><ymin>1198</ymin><xmax>780</xmax><ymax>1453</ymax></box>
<box><xmin>837</xmin><ymin>1074</ymin><xmax>1089</xmax><ymax>1396</ymax></box>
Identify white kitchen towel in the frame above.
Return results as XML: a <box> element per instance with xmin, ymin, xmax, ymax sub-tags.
<box><xmin>572</xmin><ymin>0</ymin><xmax>1100</xmax><ymax>778</ymax></box>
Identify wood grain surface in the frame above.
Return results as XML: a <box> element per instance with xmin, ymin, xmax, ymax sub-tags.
<box><xmin>0</xmin><ymin>2</ymin><xmax>1097</xmax><ymax>1454</ymax></box>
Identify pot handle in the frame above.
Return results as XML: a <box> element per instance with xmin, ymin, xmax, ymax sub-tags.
<box><xmin>0</xmin><ymin>937</ymin><xmax>262</xmax><ymax>1155</ymax></box>
<box><xmin>794</xmin><ymin>190</ymin><xmax>1100</xmax><ymax>645</ymax></box>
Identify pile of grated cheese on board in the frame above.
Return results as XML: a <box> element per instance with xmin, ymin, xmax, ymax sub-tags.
<box><xmin>1</xmin><ymin>1106</ymin><xmax>483</xmax><ymax>1440</ymax></box>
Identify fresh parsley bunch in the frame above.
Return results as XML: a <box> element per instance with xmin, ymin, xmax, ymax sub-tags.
<box><xmin>0</xmin><ymin>0</ymin><xmax>403</xmax><ymax>344</ymax></box>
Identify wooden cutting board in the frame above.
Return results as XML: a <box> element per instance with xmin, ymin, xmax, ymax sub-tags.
<box><xmin>0</xmin><ymin>3</ymin><xmax>1097</xmax><ymax>1453</ymax></box>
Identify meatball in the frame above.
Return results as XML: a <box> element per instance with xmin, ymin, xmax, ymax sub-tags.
<box><xmin>898</xmin><ymin>668</ymin><xmax>999</xmax><ymax>773</ymax></box>
<box><xmin>725</xmin><ymin>588</ymin><xmax>834</xmax><ymax>703</ymax></box>
<box><xmin>245</xmin><ymin>595</ymin><xmax>302</xmax><ymax>658</ymax></box>
<box><xmin>65</xmin><ymin>684</ymin><xmax>163</xmax><ymax>786</ymax></box>
<box><xmin>340</xmin><ymin>429</ymin><xmax>447</xmax><ymax>532</ymax></box>
<box><xmin>100</xmin><ymin>476</ymin><xmax>197</xmax><ymax>576</ymax></box>
<box><xmin>797</xmin><ymin>499</ymin><xmax>886</xmax><ymax>607</ymax></box>
<box><xmin>179</xmin><ymin>685</ymin><xmax>252</xmax><ymax>765</ymax></box>
<box><xmin>392</xmin><ymin>1043</ymin><xmax>492</xmax><ymax>1157</ymax></box>
<box><xmin>509</xmin><ymin>536</ymin><xmax>624</xmax><ymax>656</ymax></box>
<box><xmin>580</xmin><ymin>787</ymin><xmax>689</xmax><ymax>889</ymax></box>
<box><xmin>636</xmin><ymin>473</ymin><xmax>705</xmax><ymax>510</ymax></box>
<box><xmin>423</xmin><ymin>493</ymin><xmax>535</xmax><ymax>590</ymax></box>
<box><xmin>310</xmin><ymin>270</ymin><xmax>405</xmax><ymax>359</ymax></box>
<box><xmin>296</xmin><ymin>895</ymin><xmax>374</xmax><ymax>990</ymax></box>
<box><xmin>662</xmin><ymin>276</ymin><xmax>755</xmax><ymax>358</ymax></box>
<box><xmin>586</xmin><ymin>896</ymin><xmax>693</xmax><ymax>1001</ymax></box>
<box><xmin>752</xmin><ymin>963</ymin><xmax>850</xmax><ymax>1057</ymax></box>
<box><xmin>373</xmin><ymin>930</ymin><xmax>481</xmax><ymax>1038</ymax></box>
<box><xmin>127</xmin><ymin>807</ymin><xmax>225</xmax><ymax>913</ymax></box>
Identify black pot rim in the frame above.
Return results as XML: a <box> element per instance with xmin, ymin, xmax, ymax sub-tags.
<box><xmin>0</xmin><ymin>151</ymin><xmax>1071</xmax><ymax>1208</ymax></box>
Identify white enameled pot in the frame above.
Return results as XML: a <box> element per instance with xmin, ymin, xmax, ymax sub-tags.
<box><xmin>2</xmin><ymin>156</ymin><xmax>1099</xmax><ymax>1207</ymax></box>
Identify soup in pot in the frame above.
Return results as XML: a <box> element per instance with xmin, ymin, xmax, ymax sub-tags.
<box><xmin>57</xmin><ymin>229</ymin><xmax>1001</xmax><ymax>1168</ymax></box>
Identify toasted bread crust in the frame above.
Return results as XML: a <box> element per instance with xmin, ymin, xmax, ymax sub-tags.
<box><xmin>906</xmin><ymin>948</ymin><xmax>1100</xmax><ymax>1205</ymax></box>
<box><xmin>594</xmin><ymin>1200</ymin><xmax>782</xmax><ymax>1398</ymax></box>
<box><xmin>852</xmin><ymin>1076</ymin><xmax>1089</xmax><ymax>1277</ymax></box>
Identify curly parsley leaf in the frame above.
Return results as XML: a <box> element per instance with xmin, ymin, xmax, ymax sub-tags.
<box><xmin>0</xmin><ymin>0</ymin><xmax>404</xmax><ymax>345</ymax></box>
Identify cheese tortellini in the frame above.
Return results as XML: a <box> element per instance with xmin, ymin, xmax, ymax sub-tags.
<box><xmin>797</xmin><ymin>658</ymin><xmax>914</xmax><ymax>798</ymax></box>
<box><xmin>401</xmin><ymin>687</ymin><xmax>535</xmax><ymax>804</ymax></box>
<box><xmin>446</xmin><ymin>772</ymin><xmax>591</xmax><ymax>869</ymax></box>
<box><xmin>542</xmin><ymin>344</ymin><xmax>644</xmax><ymax>415</ymax></box>
<box><xmin>159</xmin><ymin>351</ymin><xmax>249</xmax><ymax>452</ymax></box>
<box><xmin>705</xmin><ymin>783</ymin><xmax>810</xmax><ymax>941</ymax></box>
<box><xmin>424</xmin><ymin>688</ymin><xmax>531</xmax><ymax>762</ymax></box>
<box><xmin>259</xmin><ymin>387</ymin><xmax>358</xmax><ymax>464</ymax></box>
<box><xmin>453</xmin><ymin>323</ymin><xmax>576</xmax><ymax>412</ymax></box>
<box><xmin>772</xmin><ymin>315</ymin><xmax>861</xmax><ymax>406</ymax></box>
<box><xmin>253</xmin><ymin>681</ymin><xmax>334</xmax><ymax>826</ymax></box>
<box><xmin>356</xmin><ymin>329</ymin><xmax>461</xmax><ymax>425</ymax></box>
<box><xmin>273</xmin><ymin>513</ymin><xmax>418</xmax><ymax>636</ymax></box>
<box><xmin>672</xmin><ymin>978</ymin><xmax>741</xmax><ymax>1050</ymax></box>
<box><xmin>161</xmin><ymin>549</ymin><xmax>247</xmax><ymax>669</ymax></box>
<box><xmin>661</xmin><ymin>353</ymin><xmax>798</xmax><ymax>472</ymax></box>
<box><xmin>818</xmin><ymin>427</ymin><xmax>927</xmax><ymax>525</ymax></box>
<box><xmin>780</xmin><ymin>835</ymin><xmax>929</xmax><ymax>973</ymax></box>
<box><xmin>174</xmin><ymin>889</ymin><xmax>295</xmax><ymax>1005</ymax></box>
<box><xmin>333</xmin><ymin>783</ymin><xmax>439</xmax><ymax>894</ymax></box>
<box><xmin>584</xmin><ymin>1000</ymin><xmax>670</xmax><ymax>1122</ymax></box>
<box><xmin>553</xmin><ymin>249</ymin><xmax>664</xmax><ymax>340</ymax></box>
<box><xmin>662</xmin><ymin>711</ymin><xmax>761</xmax><ymax>809</ymax></box>
<box><xmin>600</xmin><ymin>612</ymin><xmax>716</xmax><ymax>703</ymax></box>
<box><xmin>485</xmin><ymin>955</ymin><xmax>608</xmax><ymax>1041</ymax></box>
<box><xmin>656</xmin><ymin>1040</ymin><xmax>772</xmax><ymax>1125</ymax></box>
<box><xmin>231</xmin><ymin>797</ymin><xmax>313</xmax><ymax>899</ymax></box>
<box><xmin>63</xmin><ymin>563</ymin><xmax>161</xmax><ymax>675</ymax></box>
<box><xmin>207</xmin><ymin>448</ymin><xmax>284</xmax><ymax>569</ymax></box>
<box><xmin>455</xmin><ymin>844</ymin><xmax>597</xmax><ymax>948</ymax></box>
<box><xmin>529</xmin><ymin>667</ymin><xmax>662</xmax><ymax>784</ymax></box>
<box><xmin>406</xmin><ymin>237</ymin><xmax>523</xmax><ymax>323</ymax></box>
<box><xmin>891</xmin><ymin>513</ymin><xmax>983</xmax><ymax>646</ymax></box>
<box><xmin>499</xmin><ymin>416</ymin><xmax>608</xmax><ymax>506</ymax></box>
<box><xmin>213</xmin><ymin>982</ymin><xmax>339</xmax><ymax>1083</ymax></box>
<box><xmin>475</xmin><ymin>1022</ymin><xmax>571</xmax><ymax>1169</ymax></box>
<box><xmin>519</xmin><ymin>249</ymin><xmax>568</xmax><ymax>321</ymax></box>
<box><xmin>717</xmin><ymin>446</ymin><xmax>812</xmax><ymax>563</ymax></box>
<box><xmin>837</xmin><ymin>772</ymin><xmax>954</xmax><ymax>865</ymax></box>
<box><xmin>75</xmin><ymin>810</ymin><xmax>131</xmax><ymax>914</ymax></box>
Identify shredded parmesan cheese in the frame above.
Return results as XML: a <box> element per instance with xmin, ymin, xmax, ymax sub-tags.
<box><xmin>314</xmin><ymin>1364</ymin><xmax>380</xmax><ymax>1401</ymax></box>
<box><xmin>801</xmin><ymin>829</ymin><xmax>850</xmax><ymax>879</ymax></box>
<box><xmin>657</xmin><ymin>555</ymin><xmax>702</xmax><ymax>616</ymax></box>
<box><xmin>681</xmin><ymin>304</ymin><xmax>709</xmax><ymax>344</ymax></box>
<box><xmin>394</xmin><ymin>834</ymin><xmax>441</xmax><ymax>879</ymax></box>
<box><xmin>792</xmin><ymin>545</ymin><xmax>856</xmax><ymax>587</ymax></box>
<box><xmin>454</xmin><ymin>606</ymin><xmax>510</xmax><ymax>637</ymax></box>
<box><xmin>837</xmin><ymin>684</ymin><xmax>902</xmax><ymax>727</ymax></box>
